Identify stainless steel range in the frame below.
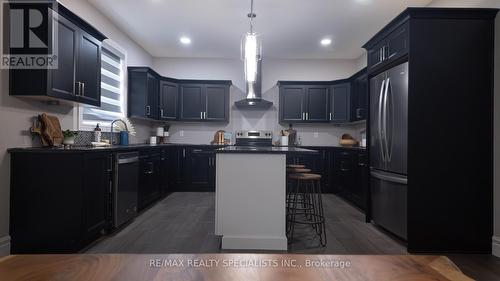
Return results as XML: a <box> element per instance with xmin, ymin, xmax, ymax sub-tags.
<box><xmin>235</xmin><ymin>130</ymin><xmax>273</xmax><ymax>147</ymax></box>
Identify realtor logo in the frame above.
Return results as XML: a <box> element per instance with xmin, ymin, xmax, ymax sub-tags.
<box><xmin>1</xmin><ymin>0</ymin><xmax>58</xmax><ymax>69</ymax></box>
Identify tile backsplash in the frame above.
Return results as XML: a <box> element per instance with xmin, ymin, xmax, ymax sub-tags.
<box><xmin>73</xmin><ymin>131</ymin><xmax>119</xmax><ymax>146</ymax></box>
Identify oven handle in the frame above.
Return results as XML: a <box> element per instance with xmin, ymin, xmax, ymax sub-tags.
<box><xmin>118</xmin><ymin>156</ymin><xmax>139</xmax><ymax>165</ymax></box>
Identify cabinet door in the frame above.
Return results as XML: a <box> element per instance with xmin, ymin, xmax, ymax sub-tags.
<box><xmin>146</xmin><ymin>73</ymin><xmax>159</xmax><ymax>119</ymax></box>
<box><xmin>351</xmin><ymin>72</ymin><xmax>368</xmax><ymax>121</ymax></box>
<box><xmin>205</xmin><ymin>85</ymin><xmax>228</xmax><ymax>121</ymax></box>
<box><xmin>334</xmin><ymin>150</ymin><xmax>355</xmax><ymax>199</ymax></box>
<box><xmin>386</xmin><ymin>23</ymin><xmax>409</xmax><ymax>62</ymax></box>
<box><xmin>280</xmin><ymin>86</ymin><xmax>306</xmax><ymax>123</ymax></box>
<box><xmin>159</xmin><ymin>81</ymin><xmax>178</xmax><ymax>120</ymax></box>
<box><xmin>306</xmin><ymin>86</ymin><xmax>330</xmax><ymax>122</ymax></box>
<box><xmin>48</xmin><ymin>14</ymin><xmax>78</xmax><ymax>101</ymax></box>
<box><xmin>82</xmin><ymin>153</ymin><xmax>111</xmax><ymax>245</ymax></box>
<box><xmin>186</xmin><ymin>149</ymin><xmax>212</xmax><ymax>190</ymax></box>
<box><xmin>180</xmin><ymin>84</ymin><xmax>204</xmax><ymax>121</ymax></box>
<box><xmin>353</xmin><ymin>152</ymin><xmax>368</xmax><ymax>211</ymax></box>
<box><xmin>367</xmin><ymin>40</ymin><xmax>386</xmax><ymax>72</ymax></box>
<box><xmin>331</xmin><ymin>83</ymin><xmax>351</xmax><ymax>123</ymax></box>
<box><xmin>75</xmin><ymin>31</ymin><xmax>101</xmax><ymax>106</ymax></box>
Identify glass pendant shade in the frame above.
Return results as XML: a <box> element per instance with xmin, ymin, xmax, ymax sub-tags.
<box><xmin>241</xmin><ymin>32</ymin><xmax>262</xmax><ymax>83</ymax></box>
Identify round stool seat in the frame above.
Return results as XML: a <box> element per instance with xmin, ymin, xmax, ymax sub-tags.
<box><xmin>287</xmin><ymin>164</ymin><xmax>305</xmax><ymax>169</ymax></box>
<box><xmin>287</xmin><ymin>168</ymin><xmax>312</xmax><ymax>173</ymax></box>
<box><xmin>289</xmin><ymin>173</ymin><xmax>322</xmax><ymax>180</ymax></box>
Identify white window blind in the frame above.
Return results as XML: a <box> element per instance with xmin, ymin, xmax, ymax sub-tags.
<box><xmin>80</xmin><ymin>47</ymin><xmax>125</xmax><ymax>129</ymax></box>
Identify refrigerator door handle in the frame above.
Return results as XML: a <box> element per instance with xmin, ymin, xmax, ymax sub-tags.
<box><xmin>378</xmin><ymin>78</ymin><xmax>386</xmax><ymax>163</ymax></box>
<box><xmin>383</xmin><ymin>77</ymin><xmax>391</xmax><ymax>163</ymax></box>
<box><xmin>371</xmin><ymin>170</ymin><xmax>407</xmax><ymax>185</ymax></box>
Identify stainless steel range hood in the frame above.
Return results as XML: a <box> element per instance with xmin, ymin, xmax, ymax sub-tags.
<box><xmin>235</xmin><ymin>60</ymin><xmax>273</xmax><ymax>109</ymax></box>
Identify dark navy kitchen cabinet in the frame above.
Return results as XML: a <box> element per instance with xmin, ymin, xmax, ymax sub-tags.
<box><xmin>179</xmin><ymin>83</ymin><xmax>230</xmax><ymax>122</ymax></box>
<box><xmin>279</xmin><ymin>85</ymin><xmax>306</xmax><ymax>123</ymax></box>
<box><xmin>75</xmin><ymin>30</ymin><xmax>102</xmax><ymax>106</ymax></box>
<box><xmin>350</xmin><ymin>69</ymin><xmax>368</xmax><ymax>121</ymax></box>
<box><xmin>330</xmin><ymin>82</ymin><xmax>351</xmax><ymax>123</ymax></box>
<box><xmin>82</xmin><ymin>153</ymin><xmax>112</xmax><ymax>245</ymax></box>
<box><xmin>128</xmin><ymin>67</ymin><xmax>160</xmax><ymax>120</ymax></box>
<box><xmin>306</xmin><ymin>86</ymin><xmax>330</xmax><ymax>122</ymax></box>
<box><xmin>367</xmin><ymin>22</ymin><xmax>409</xmax><ymax>72</ymax></box>
<box><xmin>279</xmin><ymin>84</ymin><xmax>330</xmax><ymax>123</ymax></box>
<box><xmin>9</xmin><ymin>151</ymin><xmax>112</xmax><ymax>254</ymax></box>
<box><xmin>159</xmin><ymin>80</ymin><xmax>179</xmax><ymax>121</ymax></box>
<box><xmin>179</xmin><ymin>84</ymin><xmax>204</xmax><ymax>121</ymax></box>
<box><xmin>169</xmin><ymin>146</ymin><xmax>216</xmax><ymax>192</ymax></box>
<box><xmin>138</xmin><ymin>150</ymin><xmax>162</xmax><ymax>211</ymax></box>
<box><xmin>9</xmin><ymin>3</ymin><xmax>106</xmax><ymax>106</ymax></box>
<box><xmin>205</xmin><ymin>85</ymin><xmax>229</xmax><ymax>121</ymax></box>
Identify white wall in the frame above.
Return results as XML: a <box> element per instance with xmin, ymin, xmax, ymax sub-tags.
<box><xmin>153</xmin><ymin>57</ymin><xmax>366</xmax><ymax>145</ymax></box>
<box><xmin>428</xmin><ymin>0</ymin><xmax>500</xmax><ymax>257</ymax></box>
<box><xmin>0</xmin><ymin>0</ymin><xmax>154</xmax><ymax>255</ymax></box>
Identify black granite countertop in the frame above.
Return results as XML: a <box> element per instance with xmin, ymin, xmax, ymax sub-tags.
<box><xmin>214</xmin><ymin>146</ymin><xmax>318</xmax><ymax>154</ymax></box>
<box><xmin>7</xmin><ymin>143</ymin><xmax>227</xmax><ymax>154</ymax></box>
<box><xmin>8</xmin><ymin>143</ymin><xmax>364</xmax><ymax>154</ymax></box>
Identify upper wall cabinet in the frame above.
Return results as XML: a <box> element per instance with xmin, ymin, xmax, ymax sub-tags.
<box><xmin>159</xmin><ymin>80</ymin><xmax>179</xmax><ymax>121</ymax></box>
<box><xmin>367</xmin><ymin>22</ymin><xmax>409</xmax><ymax>72</ymax></box>
<box><xmin>279</xmin><ymin>84</ymin><xmax>330</xmax><ymax>124</ymax></box>
<box><xmin>128</xmin><ymin>67</ymin><xmax>231</xmax><ymax>123</ymax></box>
<box><xmin>278</xmin><ymin>68</ymin><xmax>367</xmax><ymax>124</ymax></box>
<box><xmin>9</xmin><ymin>3</ymin><xmax>106</xmax><ymax>106</ymax></box>
<box><xmin>179</xmin><ymin>83</ymin><xmax>230</xmax><ymax>122</ymax></box>
<box><xmin>128</xmin><ymin>67</ymin><xmax>160</xmax><ymax>120</ymax></box>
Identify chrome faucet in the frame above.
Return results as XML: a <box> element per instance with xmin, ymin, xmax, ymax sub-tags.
<box><xmin>110</xmin><ymin>119</ymin><xmax>128</xmax><ymax>145</ymax></box>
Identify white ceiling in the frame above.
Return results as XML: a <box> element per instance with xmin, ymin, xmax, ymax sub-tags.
<box><xmin>88</xmin><ymin>0</ymin><xmax>433</xmax><ymax>59</ymax></box>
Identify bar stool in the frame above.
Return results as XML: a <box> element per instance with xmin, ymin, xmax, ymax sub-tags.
<box><xmin>287</xmin><ymin>173</ymin><xmax>327</xmax><ymax>247</ymax></box>
<box><xmin>286</xmin><ymin>166</ymin><xmax>311</xmax><ymax>235</ymax></box>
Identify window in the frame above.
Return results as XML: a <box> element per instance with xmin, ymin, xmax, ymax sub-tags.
<box><xmin>79</xmin><ymin>42</ymin><xmax>126</xmax><ymax>130</ymax></box>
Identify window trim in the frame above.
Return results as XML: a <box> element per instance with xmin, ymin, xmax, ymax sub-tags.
<box><xmin>78</xmin><ymin>40</ymin><xmax>127</xmax><ymax>132</ymax></box>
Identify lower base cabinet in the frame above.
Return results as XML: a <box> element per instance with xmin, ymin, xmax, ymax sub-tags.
<box><xmin>168</xmin><ymin>146</ymin><xmax>216</xmax><ymax>192</ymax></box>
<box><xmin>138</xmin><ymin>150</ymin><xmax>162</xmax><ymax>211</ymax></box>
<box><xmin>10</xmin><ymin>152</ymin><xmax>112</xmax><ymax>254</ymax></box>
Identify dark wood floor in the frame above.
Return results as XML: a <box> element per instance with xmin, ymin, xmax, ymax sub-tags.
<box><xmin>87</xmin><ymin>192</ymin><xmax>500</xmax><ymax>280</ymax></box>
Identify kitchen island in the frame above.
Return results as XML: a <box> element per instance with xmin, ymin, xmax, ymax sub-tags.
<box><xmin>214</xmin><ymin>146</ymin><xmax>317</xmax><ymax>250</ymax></box>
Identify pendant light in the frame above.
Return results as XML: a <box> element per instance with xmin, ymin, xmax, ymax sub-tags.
<box><xmin>241</xmin><ymin>0</ymin><xmax>262</xmax><ymax>86</ymax></box>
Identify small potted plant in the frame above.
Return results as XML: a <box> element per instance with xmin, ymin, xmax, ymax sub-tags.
<box><xmin>62</xmin><ymin>130</ymin><xmax>78</xmax><ymax>145</ymax></box>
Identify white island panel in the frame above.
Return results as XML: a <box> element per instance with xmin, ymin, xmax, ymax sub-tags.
<box><xmin>215</xmin><ymin>153</ymin><xmax>287</xmax><ymax>250</ymax></box>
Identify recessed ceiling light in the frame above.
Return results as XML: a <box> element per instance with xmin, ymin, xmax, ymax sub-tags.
<box><xmin>320</xmin><ymin>38</ymin><xmax>332</xmax><ymax>46</ymax></box>
<box><xmin>180</xmin><ymin>37</ymin><xmax>191</xmax><ymax>45</ymax></box>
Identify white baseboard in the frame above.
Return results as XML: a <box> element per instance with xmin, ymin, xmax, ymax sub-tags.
<box><xmin>493</xmin><ymin>236</ymin><xmax>500</xmax><ymax>258</ymax></box>
<box><xmin>0</xmin><ymin>236</ymin><xmax>10</xmax><ymax>257</ymax></box>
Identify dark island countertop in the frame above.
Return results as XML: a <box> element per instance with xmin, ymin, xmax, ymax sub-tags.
<box><xmin>214</xmin><ymin>146</ymin><xmax>318</xmax><ymax>155</ymax></box>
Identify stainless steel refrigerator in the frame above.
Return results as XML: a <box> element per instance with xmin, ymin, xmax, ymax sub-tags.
<box><xmin>369</xmin><ymin>62</ymin><xmax>408</xmax><ymax>240</ymax></box>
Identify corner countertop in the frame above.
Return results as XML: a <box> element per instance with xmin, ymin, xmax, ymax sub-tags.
<box><xmin>7</xmin><ymin>143</ymin><xmax>365</xmax><ymax>154</ymax></box>
<box><xmin>7</xmin><ymin>143</ymin><xmax>227</xmax><ymax>154</ymax></box>
<box><xmin>214</xmin><ymin>146</ymin><xmax>318</xmax><ymax>154</ymax></box>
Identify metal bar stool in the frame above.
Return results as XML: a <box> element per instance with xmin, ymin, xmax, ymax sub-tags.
<box><xmin>287</xmin><ymin>173</ymin><xmax>327</xmax><ymax>247</ymax></box>
<box><xmin>286</xmin><ymin>167</ymin><xmax>312</xmax><ymax>233</ymax></box>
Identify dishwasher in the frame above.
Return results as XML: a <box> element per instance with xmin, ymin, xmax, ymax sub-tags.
<box><xmin>114</xmin><ymin>151</ymin><xmax>139</xmax><ymax>228</ymax></box>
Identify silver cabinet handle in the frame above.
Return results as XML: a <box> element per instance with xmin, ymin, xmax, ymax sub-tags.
<box><xmin>200</xmin><ymin>112</ymin><xmax>203</xmax><ymax>119</ymax></box>
<box><xmin>160</xmin><ymin>109</ymin><xmax>164</xmax><ymax>118</ymax></box>
<box><xmin>203</xmin><ymin>112</ymin><xmax>206</xmax><ymax>119</ymax></box>
<box><xmin>329</xmin><ymin>113</ymin><xmax>332</xmax><ymax>121</ymax></box>
<box><xmin>306</xmin><ymin>113</ymin><xmax>309</xmax><ymax>120</ymax></box>
<box><xmin>146</xmin><ymin>106</ymin><xmax>151</xmax><ymax>116</ymax></box>
<box><xmin>302</xmin><ymin>112</ymin><xmax>305</xmax><ymax>120</ymax></box>
<box><xmin>75</xmin><ymin>82</ymin><xmax>81</xmax><ymax>96</ymax></box>
<box><xmin>82</xmin><ymin>82</ymin><xmax>85</xmax><ymax>96</ymax></box>
<box><xmin>182</xmin><ymin>148</ymin><xmax>186</xmax><ymax>158</ymax></box>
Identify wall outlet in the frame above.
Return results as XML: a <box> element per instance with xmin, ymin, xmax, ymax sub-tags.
<box><xmin>314</xmin><ymin>132</ymin><xmax>319</xmax><ymax>138</ymax></box>
<box><xmin>180</xmin><ymin>130</ymin><xmax>184</xmax><ymax>137</ymax></box>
